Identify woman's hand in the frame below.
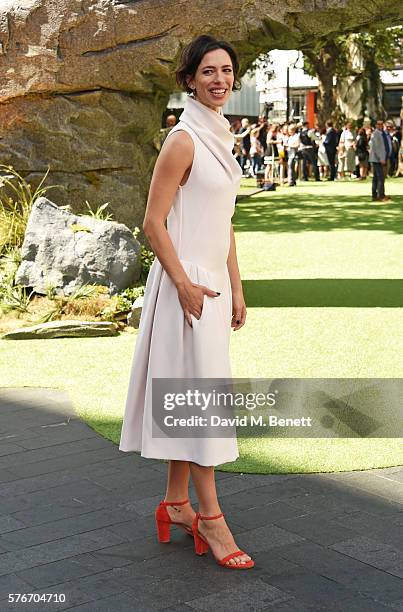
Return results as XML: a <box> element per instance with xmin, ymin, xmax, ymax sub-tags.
<box><xmin>177</xmin><ymin>281</ymin><xmax>220</xmax><ymax>327</ymax></box>
<box><xmin>231</xmin><ymin>290</ymin><xmax>246</xmax><ymax>331</ymax></box>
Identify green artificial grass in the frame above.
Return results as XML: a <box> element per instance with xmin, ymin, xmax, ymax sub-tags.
<box><xmin>1</xmin><ymin>178</ymin><xmax>402</xmax><ymax>474</ymax></box>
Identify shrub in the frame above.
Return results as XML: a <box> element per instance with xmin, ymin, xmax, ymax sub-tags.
<box><xmin>0</xmin><ymin>165</ymin><xmax>57</xmax><ymax>254</ymax></box>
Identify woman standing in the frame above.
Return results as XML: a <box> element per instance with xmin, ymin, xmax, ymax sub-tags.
<box><xmin>317</xmin><ymin>128</ymin><xmax>329</xmax><ymax>179</ymax></box>
<box><xmin>356</xmin><ymin>128</ymin><xmax>369</xmax><ymax>180</ymax></box>
<box><xmin>264</xmin><ymin>123</ymin><xmax>280</xmax><ymax>183</ymax></box>
<box><xmin>120</xmin><ymin>35</ymin><xmax>254</xmax><ymax>569</ymax></box>
<box><xmin>249</xmin><ymin>123</ymin><xmax>265</xmax><ymax>177</ymax></box>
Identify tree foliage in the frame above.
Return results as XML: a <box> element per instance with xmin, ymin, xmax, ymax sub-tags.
<box><xmin>302</xmin><ymin>26</ymin><xmax>403</xmax><ymax>126</ymax></box>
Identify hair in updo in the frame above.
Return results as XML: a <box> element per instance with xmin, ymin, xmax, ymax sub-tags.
<box><xmin>175</xmin><ymin>34</ymin><xmax>241</xmax><ymax>95</ymax></box>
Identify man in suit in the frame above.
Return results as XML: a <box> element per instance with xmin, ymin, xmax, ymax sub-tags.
<box><xmin>323</xmin><ymin>120</ymin><xmax>338</xmax><ymax>180</ymax></box>
<box><xmin>300</xmin><ymin>121</ymin><xmax>320</xmax><ymax>181</ymax></box>
<box><xmin>369</xmin><ymin>119</ymin><xmax>391</xmax><ymax>202</ymax></box>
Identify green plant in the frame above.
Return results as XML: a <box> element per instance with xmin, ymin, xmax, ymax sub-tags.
<box><xmin>133</xmin><ymin>226</ymin><xmax>155</xmax><ymax>283</ymax></box>
<box><xmin>0</xmin><ymin>164</ymin><xmax>58</xmax><ymax>254</ymax></box>
<box><xmin>0</xmin><ymin>284</ymin><xmax>34</xmax><ymax>314</ymax></box>
<box><xmin>140</xmin><ymin>245</ymin><xmax>155</xmax><ymax>283</ymax></box>
<box><xmin>32</xmin><ymin>283</ymin><xmax>107</xmax><ymax>324</ymax></box>
<box><xmin>0</xmin><ymin>246</ymin><xmax>23</xmax><ymax>312</ymax></box>
<box><xmin>116</xmin><ymin>286</ymin><xmax>144</xmax><ymax>312</ymax></box>
<box><xmin>84</xmin><ymin>200</ymin><xmax>114</xmax><ymax>221</ymax></box>
<box><xmin>44</xmin><ymin>281</ymin><xmax>57</xmax><ymax>300</ymax></box>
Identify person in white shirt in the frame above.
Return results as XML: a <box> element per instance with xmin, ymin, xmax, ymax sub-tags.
<box><xmin>338</xmin><ymin>121</ymin><xmax>356</xmax><ymax>178</ymax></box>
<box><xmin>286</xmin><ymin>124</ymin><xmax>300</xmax><ymax>186</ymax></box>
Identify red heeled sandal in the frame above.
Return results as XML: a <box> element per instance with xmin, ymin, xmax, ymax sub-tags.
<box><xmin>155</xmin><ymin>499</ymin><xmax>194</xmax><ymax>543</ymax></box>
<box><xmin>192</xmin><ymin>511</ymin><xmax>255</xmax><ymax>569</ymax></box>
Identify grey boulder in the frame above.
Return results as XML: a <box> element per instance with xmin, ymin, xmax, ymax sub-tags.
<box><xmin>15</xmin><ymin>197</ymin><xmax>141</xmax><ymax>295</ymax></box>
<box><xmin>127</xmin><ymin>295</ymin><xmax>144</xmax><ymax>328</ymax></box>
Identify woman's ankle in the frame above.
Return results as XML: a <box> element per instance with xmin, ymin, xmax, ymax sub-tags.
<box><xmin>164</xmin><ymin>495</ymin><xmax>190</xmax><ymax>504</ymax></box>
<box><xmin>198</xmin><ymin>505</ymin><xmax>222</xmax><ymax>518</ymax></box>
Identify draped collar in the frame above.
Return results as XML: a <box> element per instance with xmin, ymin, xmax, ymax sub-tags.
<box><xmin>178</xmin><ymin>95</ymin><xmax>242</xmax><ymax>184</ymax></box>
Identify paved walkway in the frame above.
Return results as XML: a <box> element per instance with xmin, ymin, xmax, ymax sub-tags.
<box><xmin>0</xmin><ymin>387</ymin><xmax>402</xmax><ymax>611</ymax></box>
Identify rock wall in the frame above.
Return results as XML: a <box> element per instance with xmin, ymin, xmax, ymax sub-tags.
<box><xmin>0</xmin><ymin>0</ymin><xmax>402</xmax><ymax>229</ymax></box>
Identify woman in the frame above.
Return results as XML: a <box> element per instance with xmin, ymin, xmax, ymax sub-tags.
<box><xmin>264</xmin><ymin>123</ymin><xmax>280</xmax><ymax>183</ymax></box>
<box><xmin>277</xmin><ymin>124</ymin><xmax>289</xmax><ymax>185</ymax></box>
<box><xmin>338</xmin><ymin>121</ymin><xmax>356</xmax><ymax>179</ymax></box>
<box><xmin>119</xmin><ymin>35</ymin><xmax>254</xmax><ymax>569</ymax></box>
<box><xmin>356</xmin><ymin>128</ymin><xmax>369</xmax><ymax>180</ymax></box>
<box><xmin>286</xmin><ymin>124</ymin><xmax>300</xmax><ymax>186</ymax></box>
<box><xmin>249</xmin><ymin>123</ymin><xmax>264</xmax><ymax>176</ymax></box>
<box><xmin>317</xmin><ymin>128</ymin><xmax>329</xmax><ymax>179</ymax></box>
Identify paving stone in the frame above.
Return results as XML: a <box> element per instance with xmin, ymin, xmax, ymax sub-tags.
<box><xmin>186</xmin><ymin>578</ymin><xmax>293</xmax><ymax>611</ymax></box>
<box><xmin>284</xmin><ymin>489</ymin><xmax>403</xmax><ymax>516</ymax></box>
<box><xmin>328</xmin><ymin>510</ymin><xmax>403</xmax><ymax>548</ymax></box>
<box><xmin>89</xmin><ymin>532</ymin><xmax>194</xmax><ymax>568</ymax></box>
<box><xmin>0</xmin><ymin>470</ymin><xmax>17</xmax><ymax>485</ymax></box>
<box><xmin>0</xmin><ymin>470</ymin><xmax>92</xmax><ymax>498</ymax></box>
<box><xmin>6</xmin><ymin>446</ymin><xmax>122</xmax><ymax>479</ymax></box>
<box><xmin>224</xmin><ymin>482</ymin><xmax>309</xmax><ymax>510</ymax></box>
<box><xmin>0</xmin><ymin>516</ymin><xmax>25</xmax><ymax>535</ymax></box>
<box><xmin>15</xmin><ymin>553</ymin><xmax>117</xmax><ymax>589</ymax></box>
<box><xmin>0</xmin><ymin>436</ymin><xmax>113</xmax><ymax>469</ymax></box>
<box><xmin>0</xmin><ymin>480</ymin><xmax>112</xmax><ymax>517</ymax></box>
<box><xmin>87</xmin><ymin>465</ymin><xmax>167</xmax><ymax>490</ymax></box>
<box><xmin>58</xmin><ymin>589</ymin><xmax>164</xmax><ymax>612</ymax></box>
<box><xmin>0</xmin><ymin>443</ymin><xmax>26</xmax><ymax>457</ymax></box>
<box><xmin>260</xmin><ymin>569</ymin><xmax>372</xmax><ymax>610</ymax></box>
<box><xmin>12</xmin><ymin>423</ymin><xmax>99</xmax><ymax>450</ymax></box>
<box><xmin>276</xmin><ymin>540</ymin><xmax>403</xmax><ymax>602</ymax></box>
<box><xmin>260</xmin><ymin>599</ymin><xmax>323</xmax><ymax>611</ymax></box>
<box><xmin>330</xmin><ymin>535</ymin><xmax>403</xmax><ymax>577</ymax></box>
<box><xmin>0</xmin><ymin>528</ymin><xmax>126</xmax><ymax>577</ymax></box>
<box><xmin>379</xmin><ymin>470</ymin><xmax>403</xmax><ymax>484</ymax></box>
<box><xmin>0</xmin><ymin>507</ymin><xmax>135</xmax><ymax>550</ymax></box>
<box><xmin>236</xmin><ymin>524</ymin><xmax>306</xmax><ymax>553</ymax></box>
<box><xmin>164</xmin><ymin>605</ymin><xmax>196</xmax><ymax>612</ymax></box>
<box><xmin>330</xmin><ymin>473</ymin><xmax>403</xmax><ymax>504</ymax></box>
<box><xmin>271</xmin><ymin>513</ymin><xmax>359</xmax><ymax>546</ymax></box>
<box><xmin>0</xmin><ymin>571</ymin><xmax>135</xmax><ymax>611</ymax></box>
<box><xmin>104</xmin><ymin>514</ymin><xmax>159</xmax><ymax>542</ymax></box>
<box><xmin>0</xmin><ymin>573</ymin><xmax>34</xmax><ymax>600</ymax></box>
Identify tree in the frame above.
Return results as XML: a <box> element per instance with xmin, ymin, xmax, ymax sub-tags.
<box><xmin>303</xmin><ymin>26</ymin><xmax>403</xmax><ymax>127</ymax></box>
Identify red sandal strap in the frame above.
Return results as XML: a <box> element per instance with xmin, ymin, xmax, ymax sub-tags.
<box><xmin>219</xmin><ymin>550</ymin><xmax>246</xmax><ymax>565</ymax></box>
<box><xmin>160</xmin><ymin>498</ymin><xmax>189</xmax><ymax>506</ymax></box>
<box><xmin>198</xmin><ymin>512</ymin><xmax>224</xmax><ymax>521</ymax></box>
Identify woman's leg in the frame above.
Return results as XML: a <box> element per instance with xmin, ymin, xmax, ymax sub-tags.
<box><xmin>189</xmin><ymin>462</ymin><xmax>251</xmax><ymax>566</ymax></box>
<box><xmin>164</xmin><ymin>460</ymin><xmax>195</xmax><ymax>528</ymax></box>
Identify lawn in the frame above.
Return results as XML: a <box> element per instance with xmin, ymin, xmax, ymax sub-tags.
<box><xmin>1</xmin><ymin>177</ymin><xmax>402</xmax><ymax>473</ymax></box>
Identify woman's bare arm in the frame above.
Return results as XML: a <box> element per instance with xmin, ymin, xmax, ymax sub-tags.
<box><xmin>143</xmin><ymin>131</ymin><xmax>193</xmax><ymax>287</ymax></box>
<box><xmin>143</xmin><ymin>130</ymin><xmax>219</xmax><ymax>326</ymax></box>
<box><xmin>227</xmin><ymin>224</ymin><xmax>246</xmax><ymax>330</ymax></box>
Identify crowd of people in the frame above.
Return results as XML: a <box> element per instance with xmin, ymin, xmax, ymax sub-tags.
<box><xmin>231</xmin><ymin>116</ymin><xmax>401</xmax><ymax>202</ymax></box>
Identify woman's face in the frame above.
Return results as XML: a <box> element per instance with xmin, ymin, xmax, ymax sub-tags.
<box><xmin>187</xmin><ymin>48</ymin><xmax>234</xmax><ymax>112</ymax></box>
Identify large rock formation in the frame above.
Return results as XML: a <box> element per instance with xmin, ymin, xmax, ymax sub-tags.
<box><xmin>0</xmin><ymin>0</ymin><xmax>401</xmax><ymax>230</ymax></box>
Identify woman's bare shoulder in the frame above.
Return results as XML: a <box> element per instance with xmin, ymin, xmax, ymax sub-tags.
<box><xmin>162</xmin><ymin>128</ymin><xmax>194</xmax><ymax>153</ymax></box>
<box><xmin>155</xmin><ymin>128</ymin><xmax>194</xmax><ymax>176</ymax></box>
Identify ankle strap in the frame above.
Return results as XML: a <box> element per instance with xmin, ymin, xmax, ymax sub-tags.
<box><xmin>198</xmin><ymin>511</ymin><xmax>224</xmax><ymax>520</ymax></box>
<box><xmin>160</xmin><ymin>498</ymin><xmax>189</xmax><ymax>506</ymax></box>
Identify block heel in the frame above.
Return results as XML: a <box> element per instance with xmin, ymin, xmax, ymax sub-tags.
<box><xmin>155</xmin><ymin>498</ymin><xmax>193</xmax><ymax>543</ymax></box>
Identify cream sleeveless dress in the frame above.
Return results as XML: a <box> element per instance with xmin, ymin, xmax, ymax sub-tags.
<box><xmin>119</xmin><ymin>96</ymin><xmax>242</xmax><ymax>466</ymax></box>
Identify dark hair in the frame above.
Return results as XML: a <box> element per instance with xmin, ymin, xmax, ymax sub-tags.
<box><xmin>326</xmin><ymin>120</ymin><xmax>333</xmax><ymax>127</ymax></box>
<box><xmin>175</xmin><ymin>35</ymin><xmax>241</xmax><ymax>95</ymax></box>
